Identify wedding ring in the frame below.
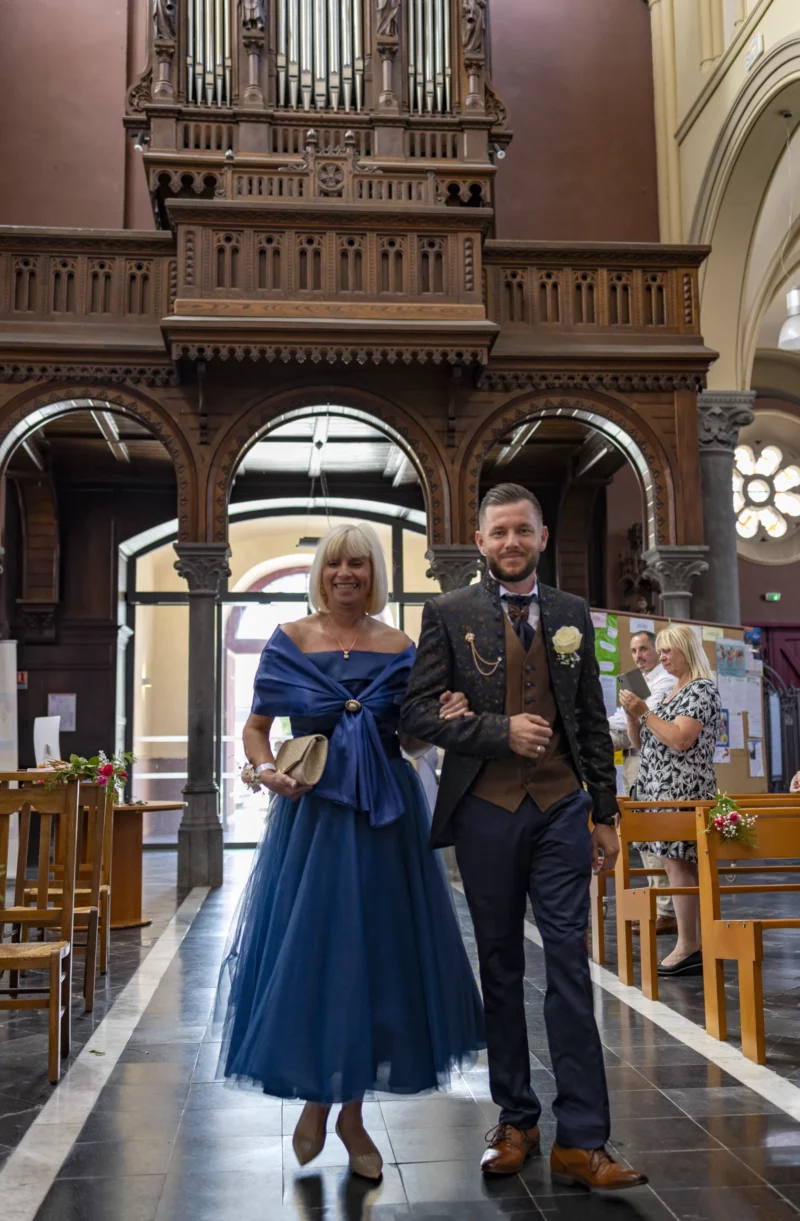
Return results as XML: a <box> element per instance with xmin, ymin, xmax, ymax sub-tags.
<box><xmin>538</xmin><ymin>745</ymin><xmax>544</xmax><ymax>753</ymax></box>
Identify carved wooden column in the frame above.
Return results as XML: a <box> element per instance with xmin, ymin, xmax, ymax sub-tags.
<box><xmin>174</xmin><ymin>542</ymin><xmax>231</xmax><ymax>889</ymax></box>
<box><xmin>376</xmin><ymin>0</ymin><xmax>400</xmax><ymax>111</ymax></box>
<box><xmin>426</xmin><ymin>545</ymin><xmax>484</xmax><ymax>592</ymax></box>
<box><xmin>461</xmin><ymin>0</ymin><xmax>487</xmax><ymax>110</ymax></box>
<box><xmin>693</xmin><ymin>391</ymin><xmax>755</xmax><ymax>625</ymax></box>
<box><xmin>153</xmin><ymin>0</ymin><xmax>178</xmax><ymax>99</ymax></box>
<box><xmin>242</xmin><ymin>0</ymin><xmax>266</xmax><ymax>107</ymax></box>
<box><xmin>642</xmin><ymin>546</ymin><xmax>709</xmax><ymax>621</ymax></box>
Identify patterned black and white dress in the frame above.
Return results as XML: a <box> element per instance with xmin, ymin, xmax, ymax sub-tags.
<box><xmin>636</xmin><ymin>677</ymin><xmax>722</xmax><ymax>863</ymax></box>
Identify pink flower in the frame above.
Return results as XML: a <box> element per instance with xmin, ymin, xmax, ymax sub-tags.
<box><xmin>97</xmin><ymin>776</ymin><xmax>108</xmax><ymax>786</ymax></box>
<box><xmin>729</xmin><ymin>812</ymin><xmax>739</xmax><ymax>824</ymax></box>
<box><xmin>98</xmin><ymin>763</ymin><xmax>115</xmax><ymax>777</ymax></box>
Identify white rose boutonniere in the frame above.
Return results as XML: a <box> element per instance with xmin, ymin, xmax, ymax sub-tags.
<box><xmin>552</xmin><ymin>625</ymin><xmax>583</xmax><ymax>667</ymax></box>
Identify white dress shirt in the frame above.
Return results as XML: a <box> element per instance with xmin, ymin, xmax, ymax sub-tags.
<box><xmin>608</xmin><ymin>662</ymin><xmax>674</xmax><ymax>741</ymax></box>
<box><xmin>495</xmin><ymin>577</ymin><xmax>541</xmax><ymax>634</ymax></box>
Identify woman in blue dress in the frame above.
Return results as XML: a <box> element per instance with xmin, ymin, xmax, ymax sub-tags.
<box><xmin>217</xmin><ymin>523</ymin><xmax>485</xmax><ymax>1181</ymax></box>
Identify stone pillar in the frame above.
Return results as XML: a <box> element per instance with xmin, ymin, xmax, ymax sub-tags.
<box><xmin>174</xmin><ymin>542</ymin><xmax>231</xmax><ymax>889</ymax></box>
<box><xmin>693</xmin><ymin>391</ymin><xmax>755</xmax><ymax>625</ymax></box>
<box><xmin>425</xmin><ymin>545</ymin><xmax>484</xmax><ymax>592</ymax></box>
<box><xmin>642</xmin><ymin>546</ymin><xmax>709</xmax><ymax>621</ymax></box>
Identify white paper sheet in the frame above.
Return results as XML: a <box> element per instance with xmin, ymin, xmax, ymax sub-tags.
<box><xmin>630</xmin><ymin>618</ymin><xmax>655</xmax><ymax>634</ymax></box>
<box><xmin>728</xmin><ymin>711</ymin><xmax>744</xmax><ymax>751</ymax></box>
<box><xmin>599</xmin><ymin>660</ymin><xmax>615</xmax><ymax>674</ymax></box>
<box><xmin>748</xmin><ymin>738</ymin><xmax>764</xmax><ymax>778</ymax></box>
<box><xmin>714</xmin><ymin>745</ymin><xmax>731</xmax><ymax>764</ymax></box>
<box><xmin>717</xmin><ymin>674</ymin><xmax>747</xmax><ymax>715</ymax></box>
<box><xmin>47</xmin><ymin>693</ymin><xmax>76</xmax><ymax>733</ymax></box>
<box><xmin>591</xmin><ymin>611</ymin><xmax>607</xmax><ymax>629</ymax></box>
<box><xmin>745</xmin><ymin>675</ymin><xmax>763</xmax><ymax>738</ymax></box>
<box><xmin>746</xmin><ymin>652</ymin><xmax>764</xmax><ymax>674</ymax></box>
<box><xmin>615</xmin><ymin>763</ymin><xmax>625</xmax><ymax>796</ymax></box>
<box><xmin>599</xmin><ymin>639</ymin><xmax>616</xmax><ymax>653</ymax></box>
<box><xmin>600</xmin><ymin>675</ymin><xmax>618</xmax><ymax>716</ymax></box>
<box><xmin>34</xmin><ymin>716</ymin><xmax>61</xmax><ymax>766</ymax></box>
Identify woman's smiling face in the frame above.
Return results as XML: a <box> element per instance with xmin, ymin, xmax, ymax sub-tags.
<box><xmin>322</xmin><ymin>552</ymin><xmax>372</xmax><ymax>611</ymax></box>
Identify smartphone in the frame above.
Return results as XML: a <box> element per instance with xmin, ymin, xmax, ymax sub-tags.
<box><xmin>617</xmin><ymin>669</ymin><xmax>652</xmax><ymax>700</ymax></box>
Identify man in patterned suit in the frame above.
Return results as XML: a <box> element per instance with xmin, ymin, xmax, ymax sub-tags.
<box><xmin>401</xmin><ymin>483</ymin><xmax>646</xmax><ymax>1191</ymax></box>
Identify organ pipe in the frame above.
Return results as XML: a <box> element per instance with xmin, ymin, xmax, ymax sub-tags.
<box><xmin>186</xmin><ymin>0</ymin><xmax>231</xmax><ymax>106</ymax></box>
<box><xmin>275</xmin><ymin>0</ymin><xmax>363</xmax><ymax>110</ymax></box>
<box><xmin>409</xmin><ymin>0</ymin><xmax>450</xmax><ymax>114</ymax></box>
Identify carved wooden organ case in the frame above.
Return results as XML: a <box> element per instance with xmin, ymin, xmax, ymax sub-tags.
<box><xmin>127</xmin><ymin>0</ymin><xmax>510</xmax><ymax>364</ymax></box>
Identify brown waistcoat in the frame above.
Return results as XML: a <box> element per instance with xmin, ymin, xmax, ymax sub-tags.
<box><xmin>470</xmin><ymin>613</ymin><xmax>580</xmax><ymax>813</ymax></box>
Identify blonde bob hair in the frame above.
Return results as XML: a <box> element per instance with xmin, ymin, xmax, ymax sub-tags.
<box><xmin>308</xmin><ymin>523</ymin><xmax>389</xmax><ymax>616</ymax></box>
<box><xmin>655</xmin><ymin>623</ymin><xmax>713</xmax><ymax>682</ymax></box>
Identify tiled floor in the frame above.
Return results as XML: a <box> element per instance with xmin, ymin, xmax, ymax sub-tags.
<box><xmin>2</xmin><ymin>850</ymin><xmax>800</xmax><ymax>1220</ymax></box>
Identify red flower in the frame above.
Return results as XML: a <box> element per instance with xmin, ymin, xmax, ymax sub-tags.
<box><xmin>119</xmin><ymin>771</ymin><xmax>128</xmax><ymax>780</ymax></box>
<box><xmin>98</xmin><ymin>762</ymin><xmax>115</xmax><ymax>777</ymax></box>
<box><xmin>97</xmin><ymin>776</ymin><xmax>108</xmax><ymax>786</ymax></box>
<box><xmin>728</xmin><ymin>812</ymin><xmax>739</xmax><ymax>824</ymax></box>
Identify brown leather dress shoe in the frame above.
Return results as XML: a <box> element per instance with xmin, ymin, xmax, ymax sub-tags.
<box><xmin>550</xmin><ymin>1144</ymin><xmax>648</xmax><ymax>1192</ymax></box>
<box><xmin>481</xmin><ymin>1124</ymin><xmax>541</xmax><ymax>1175</ymax></box>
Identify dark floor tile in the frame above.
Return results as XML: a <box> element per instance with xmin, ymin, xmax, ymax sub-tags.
<box><xmin>627</xmin><ymin>1148</ymin><xmax>764</xmax><ymax>1190</ymax></box>
<box><xmin>177</xmin><ymin>1105</ymin><xmax>283</xmax><ymax>1139</ymax></box>
<box><xmin>617</xmin><ymin>1046</ymin><xmax>711</xmax><ymax>1069</ymax></box>
<box><xmin>634</xmin><ymin>1063</ymin><xmax>741</xmax><ymax>1090</ymax></box>
<box><xmin>533</xmin><ymin>1186</ymin><xmax>676</xmax><ymax>1218</ymax></box>
<box><xmin>738</xmin><ymin>1147</ymin><xmax>800</xmax><ymax>1187</ymax></box>
<box><xmin>606</xmin><ymin>1091</ymin><xmax>685</xmax><ymax>1121</ymax></box>
<box><xmin>662</xmin><ymin>1087</ymin><xmax>782</xmax><ymax>1117</ymax></box>
<box><xmin>155</xmin><ymin>1170</ymin><xmax>284</xmax><ymax>1221</ymax></box>
<box><xmin>599</xmin><ymin>1067</ymin><xmax>652</xmax><ymax>1092</ymax></box>
<box><xmin>693</xmin><ymin>1112</ymin><xmax>800</xmax><ymax>1148</ymax></box>
<box><xmin>169</xmin><ymin>1134</ymin><xmax>283</xmax><ymax>1176</ymax></box>
<box><xmin>92</xmin><ymin>1083</ymin><xmax>188</xmax><ymax>1114</ymax></box>
<box><xmin>0</xmin><ymin>1105</ymin><xmax>41</xmax><ymax>1144</ymax></box>
<box><xmin>78</xmin><ymin>1109</ymin><xmax>182</xmax><ymax>1144</ymax></box>
<box><xmin>410</xmin><ymin>1206</ymin><xmax>540</xmax><ymax>1220</ymax></box>
<box><xmin>658</xmin><ymin>1186</ymin><xmax>800</xmax><ymax>1220</ymax></box>
<box><xmin>400</xmin><ymin>1160</ymin><xmax>532</xmax><ymax>1205</ymax></box>
<box><xmin>106</xmin><ymin>1061</ymin><xmax>195</xmax><ymax>1087</ymax></box>
<box><xmin>286</xmin><ymin>1163</ymin><xmax>409</xmax><ymax>1208</ymax></box>
<box><xmin>35</xmin><ymin>1174</ymin><xmax>166</xmax><ymax>1221</ymax></box>
<box><xmin>117</xmin><ymin>1043</ymin><xmax>201</xmax><ymax>1066</ymax></box>
<box><xmin>381</xmin><ymin>1097</ymin><xmax>489</xmax><ymax>1131</ymax></box>
<box><xmin>184</xmin><ymin>1081</ymin><xmax>281</xmax><ymax>1110</ymax></box>
<box><xmin>57</xmin><ymin>1138</ymin><xmax>175</xmax><ymax>1179</ymax></box>
<box><xmin>389</xmin><ymin>1124</ymin><xmax>490</xmax><ymax>1164</ymax></box>
<box><xmin>608</xmin><ymin>1115</ymin><xmax>723</xmax><ymax>1154</ymax></box>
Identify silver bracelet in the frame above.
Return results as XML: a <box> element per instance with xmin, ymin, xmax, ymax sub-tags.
<box><xmin>255</xmin><ymin>761</ymin><xmax>277</xmax><ymax>775</ymax></box>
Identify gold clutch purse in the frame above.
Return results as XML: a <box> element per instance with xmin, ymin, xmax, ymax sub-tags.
<box><xmin>274</xmin><ymin>734</ymin><xmax>329</xmax><ymax>786</ymax></box>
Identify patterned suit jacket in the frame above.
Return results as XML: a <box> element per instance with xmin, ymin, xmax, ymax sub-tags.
<box><xmin>400</xmin><ymin>570</ymin><xmax>619</xmax><ymax>848</ymax></box>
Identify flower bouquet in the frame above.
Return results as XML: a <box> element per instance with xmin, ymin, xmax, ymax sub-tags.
<box><xmin>41</xmin><ymin>751</ymin><xmax>134</xmax><ymax>800</ymax></box>
<box><xmin>704</xmin><ymin>791</ymin><xmax>758</xmax><ymax>848</ymax></box>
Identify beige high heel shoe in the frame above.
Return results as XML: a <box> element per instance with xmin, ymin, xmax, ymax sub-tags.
<box><xmin>292</xmin><ymin>1102</ymin><xmax>330</xmax><ymax>1167</ymax></box>
<box><xmin>335</xmin><ymin>1113</ymin><xmax>383</xmax><ymax>1181</ymax></box>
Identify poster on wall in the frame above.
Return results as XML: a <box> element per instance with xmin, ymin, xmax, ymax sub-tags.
<box><xmin>716</xmin><ymin>639</ymin><xmax>747</xmax><ymax>678</ymax></box>
<box><xmin>593</xmin><ymin>613</ymin><xmax>619</xmax><ymax>676</ymax></box>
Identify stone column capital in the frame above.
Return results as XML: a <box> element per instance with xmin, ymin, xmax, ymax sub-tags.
<box><xmin>425</xmin><ymin>545</ymin><xmax>484</xmax><ymax>593</ymax></box>
<box><xmin>697</xmin><ymin>391</ymin><xmax>756</xmax><ymax>453</ymax></box>
<box><xmin>174</xmin><ymin>543</ymin><xmax>232</xmax><ymax>595</ymax></box>
<box><xmin>642</xmin><ymin>545</ymin><xmax>709</xmax><ymax>595</ymax></box>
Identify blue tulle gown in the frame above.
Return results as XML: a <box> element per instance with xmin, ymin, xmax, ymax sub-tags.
<box><xmin>216</xmin><ymin>627</ymin><xmax>485</xmax><ymax>1103</ymax></box>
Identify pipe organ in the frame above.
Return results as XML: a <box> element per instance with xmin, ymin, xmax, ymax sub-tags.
<box><xmin>408</xmin><ymin>0</ymin><xmax>451</xmax><ymax>114</ymax></box>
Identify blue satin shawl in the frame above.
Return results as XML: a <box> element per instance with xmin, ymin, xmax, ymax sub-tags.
<box><xmin>251</xmin><ymin>628</ymin><xmax>415</xmax><ymax>828</ymax></box>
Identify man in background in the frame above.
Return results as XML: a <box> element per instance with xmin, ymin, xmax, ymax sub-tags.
<box><xmin>608</xmin><ymin>630</ymin><xmax>676</xmax><ymax>935</ymax></box>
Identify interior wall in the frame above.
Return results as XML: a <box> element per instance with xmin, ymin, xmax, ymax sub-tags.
<box><xmin>604</xmin><ymin>462</ymin><xmax>643</xmax><ymax>610</ymax></box>
<box><xmin>490</xmin><ymin>0</ymin><xmax>660</xmax><ymax>241</ymax></box>
<box><xmin>0</xmin><ymin>0</ymin><xmax>153</xmax><ymax>229</ymax></box>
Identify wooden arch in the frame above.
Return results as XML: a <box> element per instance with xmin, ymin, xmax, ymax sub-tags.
<box><xmin>207</xmin><ymin>385</ymin><xmax>452</xmax><ymax>545</ymax></box>
<box><xmin>459</xmin><ymin>390</ymin><xmax>678</xmax><ymax>549</ymax></box>
<box><xmin>0</xmin><ymin>384</ymin><xmax>199</xmax><ymax>541</ymax></box>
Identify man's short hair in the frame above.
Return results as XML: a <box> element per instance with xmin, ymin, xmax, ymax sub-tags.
<box><xmin>479</xmin><ymin>483</ymin><xmax>543</xmax><ymax>527</ymax></box>
<box><xmin>631</xmin><ymin>630</ymin><xmax>657</xmax><ymax>647</ymax></box>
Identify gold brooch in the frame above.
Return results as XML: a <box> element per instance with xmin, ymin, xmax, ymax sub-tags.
<box><xmin>465</xmin><ymin>631</ymin><xmax>502</xmax><ymax>678</ymax></box>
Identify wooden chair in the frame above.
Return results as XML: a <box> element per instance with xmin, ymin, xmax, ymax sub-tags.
<box><xmin>18</xmin><ymin>782</ymin><xmax>111</xmax><ymax>1009</ymax></box>
<box><xmin>590</xmin><ymin>863</ymin><xmax>615</xmax><ymax>965</ymax></box>
<box><xmin>696</xmin><ymin>800</ymin><xmax>800</xmax><ymax>1064</ymax></box>
<box><xmin>0</xmin><ymin>777</ymin><xmax>81</xmax><ymax>1083</ymax></box>
<box><xmin>614</xmin><ymin>799</ymin><xmax>702</xmax><ymax>1000</ymax></box>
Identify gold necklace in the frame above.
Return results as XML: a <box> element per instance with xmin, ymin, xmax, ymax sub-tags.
<box><xmin>324</xmin><ymin>614</ymin><xmax>365</xmax><ymax>659</ymax></box>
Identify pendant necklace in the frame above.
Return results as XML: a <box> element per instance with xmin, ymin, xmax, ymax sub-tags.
<box><xmin>325</xmin><ymin>614</ymin><xmax>365</xmax><ymax>660</ymax></box>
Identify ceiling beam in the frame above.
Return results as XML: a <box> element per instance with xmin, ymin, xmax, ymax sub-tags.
<box><xmin>393</xmin><ymin>456</ymin><xmax>418</xmax><ymax>487</ymax></box>
<box><xmin>90</xmin><ymin>411</ymin><xmax>130</xmax><ymax>463</ymax></box>
<box><xmin>21</xmin><ymin>438</ymin><xmax>45</xmax><ymax>472</ymax></box>
<box><xmin>494</xmin><ymin>419</ymin><xmax>543</xmax><ymax>466</ymax></box>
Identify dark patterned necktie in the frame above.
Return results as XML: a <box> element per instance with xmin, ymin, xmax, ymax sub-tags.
<box><xmin>502</xmin><ymin>593</ymin><xmax>537</xmax><ymax>652</ymax></box>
